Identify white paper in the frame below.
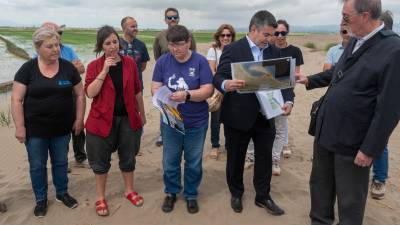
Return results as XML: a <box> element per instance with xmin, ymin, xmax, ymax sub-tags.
<box><xmin>256</xmin><ymin>89</ymin><xmax>284</xmax><ymax>119</ymax></box>
<box><xmin>152</xmin><ymin>86</ymin><xmax>185</xmax><ymax>134</ymax></box>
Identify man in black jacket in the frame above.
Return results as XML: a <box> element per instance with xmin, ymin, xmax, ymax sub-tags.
<box><xmin>296</xmin><ymin>0</ymin><xmax>400</xmax><ymax>224</ymax></box>
<box><xmin>213</xmin><ymin>10</ymin><xmax>294</xmax><ymax>215</ymax></box>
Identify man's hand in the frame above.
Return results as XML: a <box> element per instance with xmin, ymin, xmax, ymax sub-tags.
<box><xmin>295</xmin><ymin>72</ymin><xmax>309</xmax><ymax>85</ymax></box>
<box><xmin>354</xmin><ymin>150</ymin><xmax>373</xmax><ymax>167</ymax></box>
<box><xmin>224</xmin><ymin>80</ymin><xmax>245</xmax><ymax>92</ymax></box>
<box><xmin>281</xmin><ymin>103</ymin><xmax>293</xmax><ymax>116</ymax></box>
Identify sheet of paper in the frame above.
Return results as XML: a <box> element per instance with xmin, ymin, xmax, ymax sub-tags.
<box><xmin>256</xmin><ymin>89</ymin><xmax>284</xmax><ymax>119</ymax></box>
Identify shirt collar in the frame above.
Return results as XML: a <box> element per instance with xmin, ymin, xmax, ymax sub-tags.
<box><xmin>358</xmin><ymin>22</ymin><xmax>384</xmax><ymax>42</ymax></box>
<box><xmin>246</xmin><ymin>35</ymin><xmax>268</xmax><ymax>51</ymax></box>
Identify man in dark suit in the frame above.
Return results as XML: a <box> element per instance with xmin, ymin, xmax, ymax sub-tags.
<box><xmin>213</xmin><ymin>10</ymin><xmax>294</xmax><ymax>215</ymax></box>
<box><xmin>296</xmin><ymin>0</ymin><xmax>400</xmax><ymax>224</ymax></box>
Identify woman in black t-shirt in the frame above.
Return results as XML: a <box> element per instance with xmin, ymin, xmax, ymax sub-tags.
<box><xmin>11</xmin><ymin>27</ymin><xmax>85</xmax><ymax>218</ymax></box>
<box><xmin>271</xmin><ymin>19</ymin><xmax>304</xmax><ymax>175</ymax></box>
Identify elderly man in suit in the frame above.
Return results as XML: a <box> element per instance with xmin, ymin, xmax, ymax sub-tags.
<box><xmin>296</xmin><ymin>0</ymin><xmax>400</xmax><ymax>224</ymax></box>
<box><xmin>213</xmin><ymin>10</ymin><xmax>294</xmax><ymax>215</ymax></box>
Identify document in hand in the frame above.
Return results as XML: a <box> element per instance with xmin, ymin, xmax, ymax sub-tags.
<box><xmin>152</xmin><ymin>86</ymin><xmax>185</xmax><ymax>134</ymax></box>
<box><xmin>231</xmin><ymin>57</ymin><xmax>296</xmax><ymax>93</ymax></box>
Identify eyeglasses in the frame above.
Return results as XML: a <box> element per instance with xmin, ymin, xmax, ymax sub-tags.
<box><xmin>274</xmin><ymin>31</ymin><xmax>288</xmax><ymax>37</ymax></box>
<box><xmin>341</xmin><ymin>30</ymin><xmax>348</xmax><ymax>35</ymax></box>
<box><xmin>220</xmin><ymin>34</ymin><xmax>232</xmax><ymax>38</ymax></box>
<box><xmin>57</xmin><ymin>31</ymin><xmax>63</xmax><ymax>36</ymax></box>
<box><xmin>166</xmin><ymin>15</ymin><xmax>179</xmax><ymax>21</ymax></box>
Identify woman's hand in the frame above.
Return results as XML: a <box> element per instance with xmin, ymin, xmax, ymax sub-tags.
<box><xmin>72</xmin><ymin>119</ymin><xmax>84</xmax><ymax>136</ymax></box>
<box><xmin>169</xmin><ymin>90</ymin><xmax>187</xmax><ymax>102</ymax></box>
<box><xmin>141</xmin><ymin>113</ymin><xmax>147</xmax><ymax>126</ymax></box>
<box><xmin>15</xmin><ymin>126</ymin><xmax>26</xmax><ymax>143</ymax></box>
<box><xmin>101</xmin><ymin>57</ymin><xmax>117</xmax><ymax>74</ymax></box>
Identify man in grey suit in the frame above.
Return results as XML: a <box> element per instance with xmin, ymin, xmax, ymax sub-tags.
<box><xmin>297</xmin><ymin>0</ymin><xmax>400</xmax><ymax>224</ymax></box>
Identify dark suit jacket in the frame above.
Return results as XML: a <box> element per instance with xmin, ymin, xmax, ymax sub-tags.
<box><xmin>213</xmin><ymin>37</ymin><xmax>295</xmax><ymax>132</ymax></box>
<box><xmin>307</xmin><ymin>29</ymin><xmax>400</xmax><ymax>158</ymax></box>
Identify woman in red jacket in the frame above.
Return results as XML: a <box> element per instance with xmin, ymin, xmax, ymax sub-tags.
<box><xmin>85</xmin><ymin>25</ymin><xmax>146</xmax><ymax>216</ymax></box>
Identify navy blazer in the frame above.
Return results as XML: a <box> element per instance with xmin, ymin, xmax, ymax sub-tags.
<box><xmin>307</xmin><ymin>29</ymin><xmax>400</xmax><ymax>158</ymax></box>
<box><xmin>213</xmin><ymin>37</ymin><xmax>295</xmax><ymax>131</ymax></box>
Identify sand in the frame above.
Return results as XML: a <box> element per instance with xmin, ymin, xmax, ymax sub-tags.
<box><xmin>0</xmin><ymin>34</ymin><xmax>399</xmax><ymax>225</ymax></box>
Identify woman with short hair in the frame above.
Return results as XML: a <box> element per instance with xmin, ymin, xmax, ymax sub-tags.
<box><xmin>152</xmin><ymin>25</ymin><xmax>213</xmax><ymax>214</ymax></box>
<box><xmin>85</xmin><ymin>25</ymin><xmax>146</xmax><ymax>216</ymax></box>
<box><xmin>11</xmin><ymin>27</ymin><xmax>84</xmax><ymax>217</ymax></box>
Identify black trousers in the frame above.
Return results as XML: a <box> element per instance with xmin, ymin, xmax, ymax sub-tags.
<box><xmin>71</xmin><ymin>130</ymin><xmax>86</xmax><ymax>162</ymax></box>
<box><xmin>224</xmin><ymin>113</ymin><xmax>275</xmax><ymax>200</ymax></box>
<box><xmin>310</xmin><ymin>144</ymin><xmax>370</xmax><ymax>225</ymax></box>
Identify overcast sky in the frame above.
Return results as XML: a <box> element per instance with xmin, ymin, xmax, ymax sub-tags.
<box><xmin>0</xmin><ymin>0</ymin><xmax>399</xmax><ymax>29</ymax></box>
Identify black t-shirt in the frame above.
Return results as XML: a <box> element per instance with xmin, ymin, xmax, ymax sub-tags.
<box><xmin>14</xmin><ymin>58</ymin><xmax>81</xmax><ymax>138</ymax></box>
<box><xmin>109</xmin><ymin>61</ymin><xmax>128</xmax><ymax>116</ymax></box>
<box><xmin>280</xmin><ymin>45</ymin><xmax>304</xmax><ymax>66</ymax></box>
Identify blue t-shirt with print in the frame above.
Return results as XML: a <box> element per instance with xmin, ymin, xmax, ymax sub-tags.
<box><xmin>152</xmin><ymin>52</ymin><xmax>213</xmax><ymax>128</ymax></box>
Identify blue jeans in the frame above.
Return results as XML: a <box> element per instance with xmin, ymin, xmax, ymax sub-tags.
<box><xmin>161</xmin><ymin>123</ymin><xmax>208</xmax><ymax>199</ymax></box>
<box><xmin>372</xmin><ymin>147</ymin><xmax>388</xmax><ymax>182</ymax></box>
<box><xmin>210</xmin><ymin>109</ymin><xmax>221</xmax><ymax>148</ymax></box>
<box><xmin>25</xmin><ymin>134</ymin><xmax>71</xmax><ymax>202</ymax></box>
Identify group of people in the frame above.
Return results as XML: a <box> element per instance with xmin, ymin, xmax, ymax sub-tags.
<box><xmin>8</xmin><ymin>0</ymin><xmax>400</xmax><ymax>224</ymax></box>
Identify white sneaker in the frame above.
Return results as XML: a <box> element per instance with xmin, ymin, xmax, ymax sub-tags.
<box><xmin>370</xmin><ymin>180</ymin><xmax>386</xmax><ymax>200</ymax></box>
<box><xmin>272</xmin><ymin>162</ymin><xmax>281</xmax><ymax>176</ymax></box>
<box><xmin>282</xmin><ymin>146</ymin><xmax>292</xmax><ymax>158</ymax></box>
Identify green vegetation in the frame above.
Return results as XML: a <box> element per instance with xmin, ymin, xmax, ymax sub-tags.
<box><xmin>0</xmin><ymin>35</ymin><xmax>30</xmax><ymax>60</ymax></box>
<box><xmin>304</xmin><ymin>42</ymin><xmax>316</xmax><ymax>49</ymax></box>
<box><xmin>0</xmin><ymin>110</ymin><xmax>11</xmax><ymax>127</ymax></box>
<box><xmin>325</xmin><ymin>42</ymin><xmax>338</xmax><ymax>51</ymax></box>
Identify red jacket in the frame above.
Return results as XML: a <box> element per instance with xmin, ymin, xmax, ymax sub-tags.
<box><xmin>85</xmin><ymin>55</ymin><xmax>142</xmax><ymax>137</ymax></box>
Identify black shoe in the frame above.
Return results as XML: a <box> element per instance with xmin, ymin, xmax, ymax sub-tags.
<box><xmin>162</xmin><ymin>194</ymin><xmax>176</xmax><ymax>213</ymax></box>
<box><xmin>255</xmin><ymin>197</ymin><xmax>284</xmax><ymax>216</ymax></box>
<box><xmin>56</xmin><ymin>193</ymin><xmax>78</xmax><ymax>209</ymax></box>
<box><xmin>75</xmin><ymin>156</ymin><xmax>86</xmax><ymax>164</ymax></box>
<box><xmin>34</xmin><ymin>199</ymin><xmax>48</xmax><ymax>218</ymax></box>
<box><xmin>230</xmin><ymin>196</ymin><xmax>243</xmax><ymax>213</ymax></box>
<box><xmin>186</xmin><ymin>199</ymin><xmax>199</xmax><ymax>214</ymax></box>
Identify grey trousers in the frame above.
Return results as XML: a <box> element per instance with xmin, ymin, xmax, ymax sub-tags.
<box><xmin>309</xmin><ymin>144</ymin><xmax>370</xmax><ymax>225</ymax></box>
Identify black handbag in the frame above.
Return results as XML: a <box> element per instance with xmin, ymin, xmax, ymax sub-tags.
<box><xmin>308</xmin><ymin>95</ymin><xmax>324</xmax><ymax>136</ymax></box>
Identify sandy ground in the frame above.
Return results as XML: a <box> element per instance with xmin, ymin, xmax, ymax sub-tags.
<box><xmin>0</xmin><ymin>34</ymin><xmax>399</xmax><ymax>225</ymax></box>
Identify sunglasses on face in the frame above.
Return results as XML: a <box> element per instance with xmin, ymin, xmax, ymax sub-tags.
<box><xmin>341</xmin><ymin>30</ymin><xmax>348</xmax><ymax>35</ymax></box>
<box><xmin>166</xmin><ymin>15</ymin><xmax>179</xmax><ymax>20</ymax></box>
<box><xmin>274</xmin><ymin>31</ymin><xmax>288</xmax><ymax>37</ymax></box>
<box><xmin>57</xmin><ymin>31</ymin><xmax>63</xmax><ymax>36</ymax></box>
<box><xmin>220</xmin><ymin>34</ymin><xmax>232</xmax><ymax>38</ymax></box>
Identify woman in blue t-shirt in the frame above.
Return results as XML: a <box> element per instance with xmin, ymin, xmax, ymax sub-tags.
<box><xmin>152</xmin><ymin>25</ymin><xmax>213</xmax><ymax>214</ymax></box>
<box><xmin>11</xmin><ymin>27</ymin><xmax>85</xmax><ymax>217</ymax></box>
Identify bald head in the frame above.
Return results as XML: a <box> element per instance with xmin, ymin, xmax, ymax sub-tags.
<box><xmin>41</xmin><ymin>22</ymin><xmax>60</xmax><ymax>31</ymax></box>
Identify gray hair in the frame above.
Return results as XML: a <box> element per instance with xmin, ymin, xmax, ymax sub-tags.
<box><xmin>32</xmin><ymin>27</ymin><xmax>59</xmax><ymax>50</ymax></box>
<box><xmin>248</xmin><ymin>10</ymin><xmax>277</xmax><ymax>32</ymax></box>
<box><xmin>341</xmin><ymin>0</ymin><xmax>381</xmax><ymax>19</ymax></box>
<box><xmin>380</xmin><ymin>10</ymin><xmax>393</xmax><ymax>30</ymax></box>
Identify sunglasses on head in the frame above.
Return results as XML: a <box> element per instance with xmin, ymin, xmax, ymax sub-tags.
<box><xmin>220</xmin><ymin>34</ymin><xmax>231</xmax><ymax>38</ymax></box>
<box><xmin>274</xmin><ymin>31</ymin><xmax>288</xmax><ymax>37</ymax></box>
<box><xmin>166</xmin><ymin>15</ymin><xmax>179</xmax><ymax>20</ymax></box>
<box><xmin>341</xmin><ymin>30</ymin><xmax>348</xmax><ymax>35</ymax></box>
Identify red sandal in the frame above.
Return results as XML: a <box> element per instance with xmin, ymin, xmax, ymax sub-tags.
<box><xmin>126</xmin><ymin>192</ymin><xmax>144</xmax><ymax>207</ymax></box>
<box><xmin>95</xmin><ymin>199</ymin><xmax>109</xmax><ymax>216</ymax></box>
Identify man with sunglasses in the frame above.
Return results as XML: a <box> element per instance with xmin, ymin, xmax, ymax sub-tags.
<box><xmin>296</xmin><ymin>0</ymin><xmax>400</xmax><ymax>224</ymax></box>
<box><xmin>323</xmin><ymin>25</ymin><xmax>350</xmax><ymax>71</ymax></box>
<box><xmin>39</xmin><ymin>22</ymin><xmax>87</xmax><ymax>165</ymax></box>
<box><xmin>153</xmin><ymin>7</ymin><xmax>197</xmax><ymax>147</ymax></box>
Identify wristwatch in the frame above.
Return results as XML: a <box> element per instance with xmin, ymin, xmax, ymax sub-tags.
<box><xmin>185</xmin><ymin>90</ymin><xmax>191</xmax><ymax>101</ymax></box>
